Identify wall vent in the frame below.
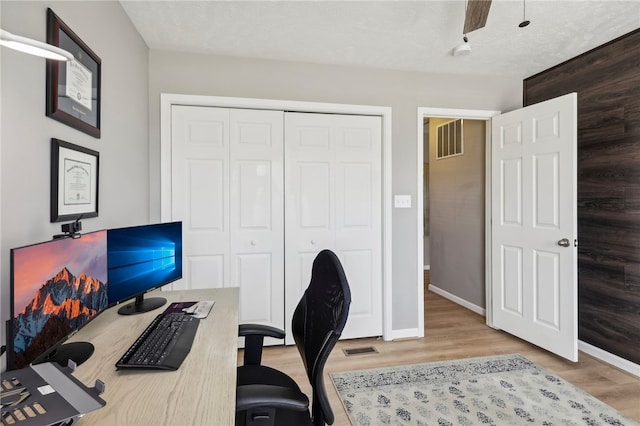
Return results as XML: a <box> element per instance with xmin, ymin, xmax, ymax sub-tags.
<box><xmin>342</xmin><ymin>346</ymin><xmax>378</xmax><ymax>356</ymax></box>
<box><xmin>436</xmin><ymin>119</ymin><xmax>464</xmax><ymax>159</ymax></box>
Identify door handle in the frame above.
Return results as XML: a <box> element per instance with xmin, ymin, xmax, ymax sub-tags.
<box><xmin>557</xmin><ymin>238</ymin><xmax>571</xmax><ymax>247</ymax></box>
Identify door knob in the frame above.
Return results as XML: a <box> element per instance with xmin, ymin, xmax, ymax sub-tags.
<box><xmin>250</xmin><ymin>240</ymin><xmax>257</xmax><ymax>246</ymax></box>
<box><xmin>557</xmin><ymin>238</ymin><xmax>570</xmax><ymax>247</ymax></box>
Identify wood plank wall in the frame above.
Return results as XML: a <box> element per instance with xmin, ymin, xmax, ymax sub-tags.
<box><xmin>523</xmin><ymin>29</ymin><xmax>640</xmax><ymax>364</ymax></box>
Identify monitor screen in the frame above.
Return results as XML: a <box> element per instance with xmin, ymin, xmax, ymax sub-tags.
<box><xmin>8</xmin><ymin>230</ymin><xmax>108</xmax><ymax>370</ymax></box>
<box><xmin>107</xmin><ymin>221</ymin><xmax>182</xmax><ymax>315</ymax></box>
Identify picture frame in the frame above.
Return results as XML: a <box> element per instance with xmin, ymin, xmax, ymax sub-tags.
<box><xmin>51</xmin><ymin>139</ymin><xmax>100</xmax><ymax>222</ymax></box>
<box><xmin>46</xmin><ymin>8</ymin><xmax>101</xmax><ymax>138</ymax></box>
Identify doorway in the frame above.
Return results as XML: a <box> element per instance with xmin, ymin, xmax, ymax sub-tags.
<box><xmin>416</xmin><ymin>108</ymin><xmax>499</xmax><ymax>325</ymax></box>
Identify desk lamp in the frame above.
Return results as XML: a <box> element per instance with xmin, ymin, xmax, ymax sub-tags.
<box><xmin>0</xmin><ymin>28</ymin><xmax>73</xmax><ymax>61</ymax></box>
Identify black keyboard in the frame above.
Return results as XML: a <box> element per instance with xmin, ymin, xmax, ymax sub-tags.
<box><xmin>116</xmin><ymin>313</ymin><xmax>200</xmax><ymax>370</ymax></box>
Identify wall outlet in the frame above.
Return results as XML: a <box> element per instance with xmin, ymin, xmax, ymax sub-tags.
<box><xmin>394</xmin><ymin>195</ymin><xmax>412</xmax><ymax>208</ymax></box>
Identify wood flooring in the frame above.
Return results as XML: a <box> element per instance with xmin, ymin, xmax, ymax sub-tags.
<box><xmin>238</xmin><ymin>276</ymin><xmax>640</xmax><ymax>424</ymax></box>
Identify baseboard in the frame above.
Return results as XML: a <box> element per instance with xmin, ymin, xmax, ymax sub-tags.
<box><xmin>388</xmin><ymin>327</ymin><xmax>424</xmax><ymax>341</ymax></box>
<box><xmin>427</xmin><ymin>285</ymin><xmax>639</xmax><ymax>377</ymax></box>
<box><xmin>578</xmin><ymin>340</ymin><xmax>640</xmax><ymax>378</ymax></box>
<box><xmin>428</xmin><ymin>284</ymin><xmax>486</xmax><ymax>316</ymax></box>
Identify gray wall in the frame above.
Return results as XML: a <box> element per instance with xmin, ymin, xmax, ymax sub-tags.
<box><xmin>147</xmin><ymin>51</ymin><xmax>521</xmax><ymax>331</ymax></box>
<box><xmin>0</xmin><ymin>1</ymin><xmax>522</xmax><ymax>348</ymax></box>
<box><xmin>429</xmin><ymin>119</ymin><xmax>486</xmax><ymax>308</ymax></box>
<box><xmin>0</xmin><ymin>1</ymin><xmax>149</xmax><ymax>346</ymax></box>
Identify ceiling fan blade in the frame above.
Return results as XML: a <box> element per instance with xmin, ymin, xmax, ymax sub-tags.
<box><xmin>463</xmin><ymin>0</ymin><xmax>492</xmax><ymax>34</ymax></box>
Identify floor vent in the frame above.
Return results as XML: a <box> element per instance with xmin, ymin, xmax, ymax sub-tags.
<box><xmin>343</xmin><ymin>346</ymin><xmax>378</xmax><ymax>356</ymax></box>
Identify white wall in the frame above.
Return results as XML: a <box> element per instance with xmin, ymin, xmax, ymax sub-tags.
<box><xmin>0</xmin><ymin>1</ymin><xmax>149</xmax><ymax>347</ymax></box>
<box><xmin>147</xmin><ymin>51</ymin><xmax>522</xmax><ymax>332</ymax></box>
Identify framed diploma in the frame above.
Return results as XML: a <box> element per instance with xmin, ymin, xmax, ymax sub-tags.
<box><xmin>51</xmin><ymin>139</ymin><xmax>100</xmax><ymax>222</ymax></box>
<box><xmin>46</xmin><ymin>8</ymin><xmax>101</xmax><ymax>138</ymax></box>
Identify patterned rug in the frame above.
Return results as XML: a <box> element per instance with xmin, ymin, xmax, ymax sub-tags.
<box><xmin>330</xmin><ymin>354</ymin><xmax>639</xmax><ymax>426</ymax></box>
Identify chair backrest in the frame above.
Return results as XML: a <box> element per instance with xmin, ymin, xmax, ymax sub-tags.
<box><xmin>291</xmin><ymin>249</ymin><xmax>351</xmax><ymax>426</ymax></box>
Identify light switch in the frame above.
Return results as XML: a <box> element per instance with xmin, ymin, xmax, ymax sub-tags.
<box><xmin>394</xmin><ymin>195</ymin><xmax>411</xmax><ymax>208</ymax></box>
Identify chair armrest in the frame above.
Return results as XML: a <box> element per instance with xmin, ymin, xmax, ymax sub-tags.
<box><xmin>239</xmin><ymin>324</ymin><xmax>286</xmax><ymax>365</ymax></box>
<box><xmin>238</xmin><ymin>323</ymin><xmax>286</xmax><ymax>339</ymax></box>
<box><xmin>236</xmin><ymin>384</ymin><xmax>309</xmax><ymax>412</ymax></box>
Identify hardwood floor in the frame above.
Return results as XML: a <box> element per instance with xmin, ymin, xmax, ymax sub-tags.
<box><xmin>238</xmin><ymin>275</ymin><xmax>640</xmax><ymax>424</ymax></box>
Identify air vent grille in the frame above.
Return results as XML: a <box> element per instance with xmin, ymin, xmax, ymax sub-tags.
<box><xmin>342</xmin><ymin>346</ymin><xmax>378</xmax><ymax>356</ymax></box>
<box><xmin>436</xmin><ymin>119</ymin><xmax>464</xmax><ymax>159</ymax></box>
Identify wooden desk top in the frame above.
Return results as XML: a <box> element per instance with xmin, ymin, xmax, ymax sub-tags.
<box><xmin>69</xmin><ymin>288</ymin><xmax>239</xmax><ymax>425</ymax></box>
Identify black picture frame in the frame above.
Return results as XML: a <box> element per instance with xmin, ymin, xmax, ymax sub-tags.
<box><xmin>51</xmin><ymin>139</ymin><xmax>100</xmax><ymax>222</ymax></box>
<box><xmin>46</xmin><ymin>8</ymin><xmax>101</xmax><ymax>138</ymax></box>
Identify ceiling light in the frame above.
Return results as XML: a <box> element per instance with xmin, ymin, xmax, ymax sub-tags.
<box><xmin>452</xmin><ymin>35</ymin><xmax>472</xmax><ymax>57</ymax></box>
<box><xmin>0</xmin><ymin>29</ymin><xmax>74</xmax><ymax>61</ymax></box>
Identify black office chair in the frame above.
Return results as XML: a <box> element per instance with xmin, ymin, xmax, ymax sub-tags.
<box><xmin>236</xmin><ymin>249</ymin><xmax>351</xmax><ymax>426</ymax></box>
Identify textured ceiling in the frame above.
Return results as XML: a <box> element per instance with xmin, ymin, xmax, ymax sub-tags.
<box><xmin>120</xmin><ymin>0</ymin><xmax>640</xmax><ymax>79</ymax></box>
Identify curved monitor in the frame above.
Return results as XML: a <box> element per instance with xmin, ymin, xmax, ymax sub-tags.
<box><xmin>107</xmin><ymin>221</ymin><xmax>183</xmax><ymax>315</ymax></box>
<box><xmin>8</xmin><ymin>230</ymin><xmax>108</xmax><ymax>370</ymax></box>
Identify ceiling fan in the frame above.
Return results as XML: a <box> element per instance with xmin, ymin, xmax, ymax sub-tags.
<box><xmin>463</xmin><ymin>0</ymin><xmax>492</xmax><ymax>34</ymax></box>
<box><xmin>452</xmin><ymin>0</ymin><xmax>491</xmax><ymax>56</ymax></box>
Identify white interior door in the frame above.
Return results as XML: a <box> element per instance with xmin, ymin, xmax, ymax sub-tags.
<box><xmin>491</xmin><ymin>93</ymin><xmax>578</xmax><ymax>361</ymax></box>
<box><xmin>229</xmin><ymin>109</ymin><xmax>284</xmax><ymax>331</ymax></box>
<box><xmin>171</xmin><ymin>105</ymin><xmax>230</xmax><ymax>290</ymax></box>
<box><xmin>170</xmin><ymin>106</ymin><xmax>285</xmax><ymax>334</ymax></box>
<box><xmin>284</xmin><ymin>112</ymin><xmax>383</xmax><ymax>343</ymax></box>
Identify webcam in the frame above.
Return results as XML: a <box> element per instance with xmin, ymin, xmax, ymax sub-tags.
<box><xmin>53</xmin><ymin>215</ymin><xmax>83</xmax><ymax>239</ymax></box>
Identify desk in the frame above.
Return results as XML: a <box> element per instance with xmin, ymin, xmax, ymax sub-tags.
<box><xmin>68</xmin><ymin>288</ymin><xmax>239</xmax><ymax>425</ymax></box>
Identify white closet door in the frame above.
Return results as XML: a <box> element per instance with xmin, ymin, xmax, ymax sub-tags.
<box><xmin>284</xmin><ymin>112</ymin><xmax>383</xmax><ymax>342</ymax></box>
<box><xmin>170</xmin><ymin>106</ymin><xmax>285</xmax><ymax>334</ymax></box>
<box><xmin>171</xmin><ymin>105</ymin><xmax>230</xmax><ymax>290</ymax></box>
<box><xmin>230</xmin><ymin>109</ymin><xmax>285</xmax><ymax>330</ymax></box>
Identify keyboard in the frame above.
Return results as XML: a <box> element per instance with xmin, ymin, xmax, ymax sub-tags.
<box><xmin>116</xmin><ymin>313</ymin><xmax>200</xmax><ymax>370</ymax></box>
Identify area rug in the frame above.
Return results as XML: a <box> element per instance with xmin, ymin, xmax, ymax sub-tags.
<box><xmin>330</xmin><ymin>354</ymin><xmax>638</xmax><ymax>426</ymax></box>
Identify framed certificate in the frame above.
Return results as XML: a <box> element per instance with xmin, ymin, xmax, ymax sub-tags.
<box><xmin>51</xmin><ymin>139</ymin><xmax>100</xmax><ymax>222</ymax></box>
<box><xmin>46</xmin><ymin>8</ymin><xmax>101</xmax><ymax>138</ymax></box>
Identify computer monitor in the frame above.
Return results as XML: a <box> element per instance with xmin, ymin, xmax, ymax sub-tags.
<box><xmin>8</xmin><ymin>230</ymin><xmax>108</xmax><ymax>370</ymax></box>
<box><xmin>107</xmin><ymin>221</ymin><xmax>183</xmax><ymax>315</ymax></box>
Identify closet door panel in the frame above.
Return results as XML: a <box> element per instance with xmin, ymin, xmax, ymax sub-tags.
<box><xmin>340</xmin><ymin>249</ymin><xmax>374</xmax><ymax>322</ymax></box>
<box><xmin>334</xmin><ymin>115</ymin><xmax>382</xmax><ymax>340</ymax></box>
<box><xmin>188</xmin><ymin>160</ymin><xmax>225</xmax><ymax>230</ymax></box>
<box><xmin>236</xmin><ymin>253</ymin><xmax>274</xmax><ymax>322</ymax></box>
<box><xmin>285</xmin><ymin>112</ymin><xmax>382</xmax><ymax>343</ymax></box>
<box><xmin>285</xmin><ymin>114</ymin><xmax>335</xmax><ymax>345</ymax></box>
<box><xmin>171</xmin><ymin>106</ymin><xmax>230</xmax><ymax>290</ymax></box>
<box><xmin>299</xmin><ymin>163</ymin><xmax>331</xmax><ymax>230</ymax></box>
<box><xmin>187</xmin><ymin>255</ymin><xmax>225</xmax><ymax>290</ymax></box>
<box><xmin>230</xmin><ymin>109</ymin><xmax>285</xmax><ymax>333</ymax></box>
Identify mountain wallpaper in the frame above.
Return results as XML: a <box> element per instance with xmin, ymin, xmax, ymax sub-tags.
<box><xmin>11</xmin><ymin>231</ymin><xmax>108</xmax><ymax>369</ymax></box>
<box><xmin>12</xmin><ymin>267</ymin><xmax>107</xmax><ymax>369</ymax></box>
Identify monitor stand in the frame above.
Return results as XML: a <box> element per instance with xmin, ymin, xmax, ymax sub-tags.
<box><xmin>34</xmin><ymin>341</ymin><xmax>94</xmax><ymax>367</ymax></box>
<box><xmin>118</xmin><ymin>294</ymin><xmax>167</xmax><ymax>315</ymax></box>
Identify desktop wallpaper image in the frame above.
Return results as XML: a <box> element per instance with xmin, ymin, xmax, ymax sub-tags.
<box><xmin>107</xmin><ymin>222</ymin><xmax>182</xmax><ymax>305</ymax></box>
<box><xmin>11</xmin><ymin>231</ymin><xmax>108</xmax><ymax>369</ymax></box>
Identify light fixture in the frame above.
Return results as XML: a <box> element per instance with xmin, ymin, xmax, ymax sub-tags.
<box><xmin>452</xmin><ymin>35</ymin><xmax>472</xmax><ymax>57</ymax></box>
<box><xmin>519</xmin><ymin>0</ymin><xmax>530</xmax><ymax>27</ymax></box>
<box><xmin>0</xmin><ymin>28</ymin><xmax>74</xmax><ymax>61</ymax></box>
